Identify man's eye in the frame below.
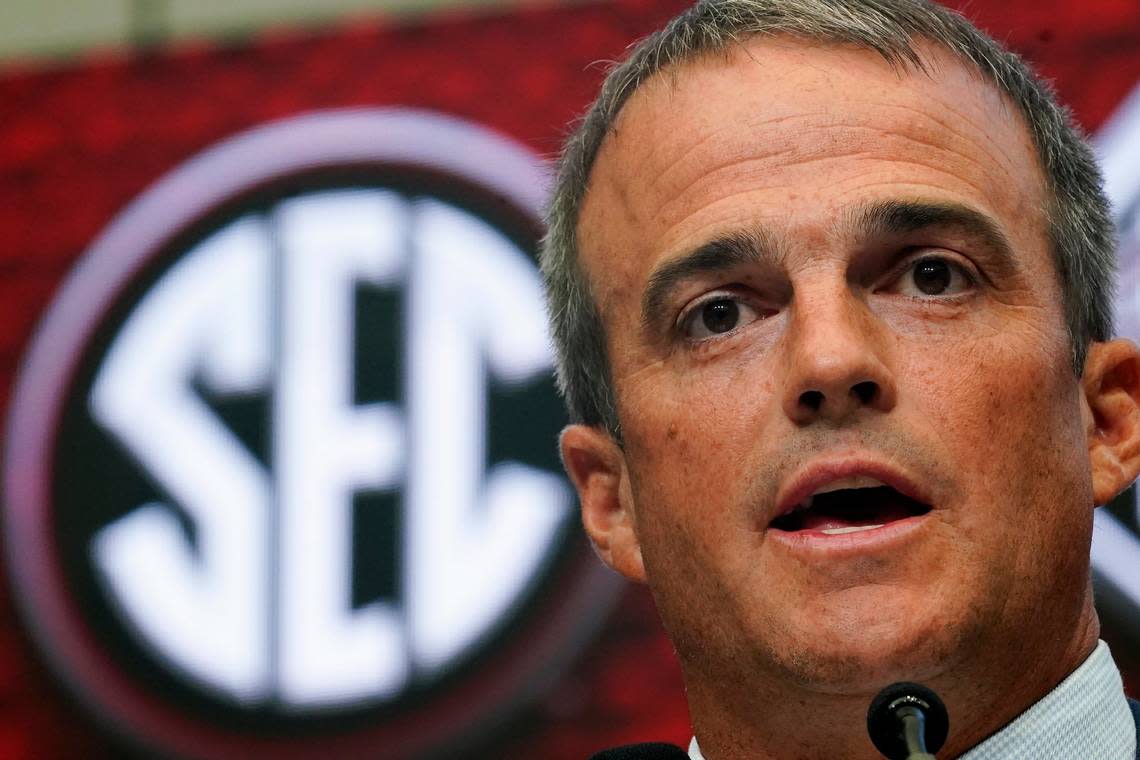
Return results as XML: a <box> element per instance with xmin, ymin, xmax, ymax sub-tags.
<box><xmin>895</xmin><ymin>256</ymin><xmax>972</xmax><ymax>297</ymax></box>
<box><xmin>682</xmin><ymin>297</ymin><xmax>762</xmax><ymax>339</ymax></box>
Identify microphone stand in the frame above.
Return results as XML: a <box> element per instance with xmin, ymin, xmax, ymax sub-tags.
<box><xmin>866</xmin><ymin>682</ymin><xmax>949</xmax><ymax>760</ymax></box>
<box><xmin>896</xmin><ymin>702</ymin><xmax>937</xmax><ymax>760</ymax></box>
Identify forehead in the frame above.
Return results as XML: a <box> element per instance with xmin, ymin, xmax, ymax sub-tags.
<box><xmin>576</xmin><ymin>36</ymin><xmax>1050</xmax><ymax>315</ymax></box>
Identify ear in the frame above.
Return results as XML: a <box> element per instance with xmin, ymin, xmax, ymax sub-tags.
<box><xmin>1082</xmin><ymin>339</ymin><xmax>1140</xmax><ymax>506</ymax></box>
<box><xmin>559</xmin><ymin>424</ymin><xmax>647</xmax><ymax>583</ymax></box>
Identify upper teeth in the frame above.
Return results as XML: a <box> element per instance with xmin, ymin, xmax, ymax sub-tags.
<box><xmin>798</xmin><ymin>476</ymin><xmax>886</xmax><ymax>509</ymax></box>
<box><xmin>821</xmin><ymin>524</ymin><xmax>884</xmax><ymax>535</ymax></box>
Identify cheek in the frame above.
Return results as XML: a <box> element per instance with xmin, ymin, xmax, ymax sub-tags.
<box><xmin>620</xmin><ymin>358</ymin><xmax>778</xmax><ymax>493</ymax></box>
<box><xmin>619</xmin><ymin>358</ymin><xmax>773</xmax><ymax>521</ymax></box>
<box><xmin>622</xmin><ymin>345</ymin><xmax>777</xmax><ymax>426</ymax></box>
<box><xmin>906</xmin><ymin>333</ymin><xmax>1090</xmax><ymax>530</ymax></box>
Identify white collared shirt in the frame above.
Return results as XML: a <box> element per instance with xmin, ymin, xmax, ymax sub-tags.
<box><xmin>688</xmin><ymin>640</ymin><xmax>1136</xmax><ymax>759</ymax></box>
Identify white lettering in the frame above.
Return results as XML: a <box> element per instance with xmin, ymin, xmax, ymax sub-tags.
<box><xmin>90</xmin><ymin>218</ymin><xmax>273</xmax><ymax>703</ymax></box>
<box><xmin>275</xmin><ymin>190</ymin><xmax>410</xmax><ymax>705</ymax></box>
<box><xmin>405</xmin><ymin>199</ymin><xmax>571</xmax><ymax>670</ymax></box>
<box><xmin>89</xmin><ymin>188</ymin><xmax>568</xmax><ymax>707</ymax></box>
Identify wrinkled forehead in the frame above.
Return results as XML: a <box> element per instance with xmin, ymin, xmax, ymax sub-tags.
<box><xmin>575</xmin><ymin>35</ymin><xmax>1050</xmax><ymax>316</ymax></box>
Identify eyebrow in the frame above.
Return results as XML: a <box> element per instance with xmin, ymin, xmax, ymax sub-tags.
<box><xmin>638</xmin><ymin>199</ymin><xmax>1017</xmax><ymax>335</ymax></box>
<box><xmin>851</xmin><ymin>199</ymin><xmax>1016</xmax><ymax>266</ymax></box>
<box><xmin>640</xmin><ymin>228</ymin><xmax>778</xmax><ymax>333</ymax></box>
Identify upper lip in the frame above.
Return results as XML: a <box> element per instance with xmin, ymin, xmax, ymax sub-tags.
<box><xmin>771</xmin><ymin>456</ymin><xmax>932</xmax><ymax>525</ymax></box>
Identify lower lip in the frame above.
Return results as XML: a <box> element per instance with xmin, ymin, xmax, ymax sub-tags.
<box><xmin>767</xmin><ymin>513</ymin><xmax>930</xmax><ymax>555</ymax></box>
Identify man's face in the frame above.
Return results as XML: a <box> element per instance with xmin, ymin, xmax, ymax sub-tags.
<box><xmin>572</xmin><ymin>39</ymin><xmax>1102</xmax><ymax>694</ymax></box>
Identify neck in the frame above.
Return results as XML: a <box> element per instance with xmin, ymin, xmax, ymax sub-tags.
<box><xmin>684</xmin><ymin>607</ymin><xmax>1100</xmax><ymax>759</ymax></box>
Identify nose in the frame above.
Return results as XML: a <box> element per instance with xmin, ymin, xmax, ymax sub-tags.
<box><xmin>781</xmin><ymin>287</ymin><xmax>896</xmax><ymax>426</ymax></box>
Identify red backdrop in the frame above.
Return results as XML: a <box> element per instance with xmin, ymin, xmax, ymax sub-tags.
<box><xmin>1</xmin><ymin>0</ymin><xmax>1138</xmax><ymax>757</ymax></box>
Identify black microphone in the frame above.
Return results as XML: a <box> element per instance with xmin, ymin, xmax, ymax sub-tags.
<box><xmin>866</xmin><ymin>682</ymin><xmax>949</xmax><ymax>760</ymax></box>
<box><xmin>588</xmin><ymin>742</ymin><xmax>691</xmax><ymax>759</ymax></box>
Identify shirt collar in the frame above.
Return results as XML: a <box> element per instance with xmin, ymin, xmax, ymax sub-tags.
<box><xmin>688</xmin><ymin>640</ymin><xmax>1135</xmax><ymax>760</ymax></box>
<box><xmin>960</xmin><ymin>639</ymin><xmax>1135</xmax><ymax>760</ymax></box>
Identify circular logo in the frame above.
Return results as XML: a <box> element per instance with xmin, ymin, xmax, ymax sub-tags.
<box><xmin>4</xmin><ymin>109</ymin><xmax>621</xmax><ymax>758</ymax></box>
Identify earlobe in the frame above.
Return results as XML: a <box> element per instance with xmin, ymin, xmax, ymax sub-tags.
<box><xmin>559</xmin><ymin>424</ymin><xmax>647</xmax><ymax>583</ymax></box>
<box><xmin>1083</xmin><ymin>339</ymin><xmax>1140</xmax><ymax>506</ymax></box>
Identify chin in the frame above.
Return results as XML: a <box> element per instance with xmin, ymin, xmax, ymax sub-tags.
<box><xmin>756</xmin><ymin>596</ymin><xmax>982</xmax><ymax>695</ymax></box>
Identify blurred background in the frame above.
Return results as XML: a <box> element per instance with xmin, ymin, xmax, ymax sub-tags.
<box><xmin>0</xmin><ymin>0</ymin><xmax>1139</xmax><ymax>757</ymax></box>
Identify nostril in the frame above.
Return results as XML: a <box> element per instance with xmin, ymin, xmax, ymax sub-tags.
<box><xmin>799</xmin><ymin>389</ymin><xmax>824</xmax><ymax>410</ymax></box>
<box><xmin>852</xmin><ymin>381</ymin><xmax>878</xmax><ymax>405</ymax></box>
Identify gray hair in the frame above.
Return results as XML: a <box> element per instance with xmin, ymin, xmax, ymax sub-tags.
<box><xmin>540</xmin><ymin>0</ymin><xmax>1116</xmax><ymax>439</ymax></box>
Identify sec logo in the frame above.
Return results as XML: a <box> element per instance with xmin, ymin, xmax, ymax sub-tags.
<box><xmin>3</xmin><ymin>108</ymin><xmax>622</xmax><ymax>758</ymax></box>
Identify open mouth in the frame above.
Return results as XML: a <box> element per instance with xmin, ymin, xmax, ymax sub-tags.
<box><xmin>770</xmin><ymin>485</ymin><xmax>931</xmax><ymax>535</ymax></box>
